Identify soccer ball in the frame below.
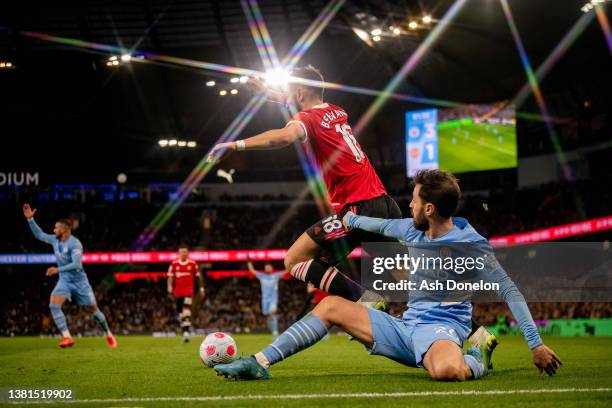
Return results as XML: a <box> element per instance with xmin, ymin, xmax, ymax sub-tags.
<box><xmin>199</xmin><ymin>332</ymin><xmax>238</xmax><ymax>367</ymax></box>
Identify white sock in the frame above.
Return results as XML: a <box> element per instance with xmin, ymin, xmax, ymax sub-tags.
<box><xmin>62</xmin><ymin>330</ymin><xmax>71</xmax><ymax>338</ymax></box>
<box><xmin>254</xmin><ymin>352</ymin><xmax>270</xmax><ymax>368</ymax></box>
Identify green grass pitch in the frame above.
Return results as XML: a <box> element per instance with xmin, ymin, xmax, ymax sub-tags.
<box><xmin>1</xmin><ymin>335</ymin><xmax>611</xmax><ymax>407</ymax></box>
<box><xmin>438</xmin><ymin>122</ymin><xmax>517</xmax><ymax>174</ymax></box>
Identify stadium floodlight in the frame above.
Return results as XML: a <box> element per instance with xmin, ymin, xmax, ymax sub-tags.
<box><xmin>351</xmin><ymin>27</ymin><xmax>373</xmax><ymax>47</ymax></box>
<box><xmin>177</xmin><ymin>141</ymin><xmax>187</xmax><ymax>147</ymax></box>
<box><xmin>393</xmin><ymin>27</ymin><xmax>401</xmax><ymax>35</ymax></box>
<box><xmin>582</xmin><ymin>0</ymin><xmax>611</xmax><ymax>12</ymax></box>
<box><xmin>230</xmin><ymin>89</ymin><xmax>238</xmax><ymax>95</ymax></box>
<box><xmin>230</xmin><ymin>77</ymin><xmax>240</xmax><ymax>83</ymax></box>
<box><xmin>158</xmin><ymin>139</ymin><xmax>169</xmax><ymax>147</ymax></box>
<box><xmin>109</xmin><ymin>56</ymin><xmax>118</xmax><ymax>61</ymax></box>
<box><xmin>112</xmin><ymin>60</ymin><xmax>119</xmax><ymax>66</ymax></box>
<box><xmin>187</xmin><ymin>141</ymin><xmax>197</xmax><ymax>148</ymax></box>
<box><xmin>168</xmin><ymin>139</ymin><xmax>178</xmax><ymax>146</ymax></box>
<box><xmin>409</xmin><ymin>21</ymin><xmax>418</xmax><ymax>30</ymax></box>
<box><xmin>239</xmin><ymin>76</ymin><xmax>249</xmax><ymax>83</ymax></box>
<box><xmin>219</xmin><ymin>89</ymin><xmax>228</xmax><ymax>96</ymax></box>
<box><xmin>206</xmin><ymin>80</ymin><xmax>215</xmax><ymax>87</ymax></box>
<box><xmin>373</xmin><ymin>35</ymin><xmax>381</xmax><ymax>42</ymax></box>
<box><xmin>422</xmin><ymin>15</ymin><xmax>432</xmax><ymax>24</ymax></box>
<box><xmin>371</xmin><ymin>28</ymin><xmax>382</xmax><ymax>36</ymax></box>
<box><xmin>264</xmin><ymin>68</ymin><xmax>290</xmax><ymax>89</ymax></box>
<box><xmin>353</xmin><ymin>27</ymin><xmax>369</xmax><ymax>41</ymax></box>
<box><xmin>120</xmin><ymin>54</ymin><xmax>132</xmax><ymax>62</ymax></box>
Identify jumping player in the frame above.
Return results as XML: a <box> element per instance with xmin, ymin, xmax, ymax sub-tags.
<box><xmin>167</xmin><ymin>246</ymin><xmax>204</xmax><ymax>343</ymax></box>
<box><xmin>247</xmin><ymin>260</ymin><xmax>285</xmax><ymax>338</ymax></box>
<box><xmin>208</xmin><ymin>65</ymin><xmax>402</xmax><ymax>305</ymax></box>
<box><xmin>214</xmin><ymin>170</ymin><xmax>561</xmax><ymax>381</ymax></box>
<box><xmin>22</xmin><ymin>204</ymin><xmax>117</xmax><ymax>349</ymax></box>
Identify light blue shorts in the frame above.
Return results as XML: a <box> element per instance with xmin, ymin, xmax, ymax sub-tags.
<box><xmin>51</xmin><ymin>277</ymin><xmax>97</xmax><ymax>306</ymax></box>
<box><xmin>262</xmin><ymin>299</ymin><xmax>277</xmax><ymax>315</ymax></box>
<box><xmin>366</xmin><ymin>308</ymin><xmax>469</xmax><ymax>368</ymax></box>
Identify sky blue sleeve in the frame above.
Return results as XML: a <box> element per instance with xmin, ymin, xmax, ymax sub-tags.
<box><xmin>274</xmin><ymin>271</ymin><xmax>286</xmax><ymax>281</ymax></box>
<box><xmin>58</xmin><ymin>242</ymin><xmax>84</xmax><ymax>272</ymax></box>
<box><xmin>486</xmin><ymin>257</ymin><xmax>543</xmax><ymax>350</ymax></box>
<box><xmin>254</xmin><ymin>271</ymin><xmax>266</xmax><ymax>281</ymax></box>
<box><xmin>346</xmin><ymin>215</ymin><xmax>413</xmax><ymax>241</ymax></box>
<box><xmin>27</xmin><ymin>218</ymin><xmax>55</xmax><ymax>244</ymax></box>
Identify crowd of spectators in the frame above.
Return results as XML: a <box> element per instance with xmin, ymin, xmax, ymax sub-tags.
<box><xmin>1</xmin><ymin>177</ymin><xmax>611</xmax><ymax>336</ymax></box>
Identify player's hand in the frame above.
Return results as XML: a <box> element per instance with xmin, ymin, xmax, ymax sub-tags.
<box><xmin>23</xmin><ymin>203</ymin><xmax>37</xmax><ymax>220</ymax></box>
<box><xmin>342</xmin><ymin>211</ymin><xmax>355</xmax><ymax>230</ymax></box>
<box><xmin>532</xmin><ymin>344</ymin><xmax>562</xmax><ymax>376</ymax></box>
<box><xmin>167</xmin><ymin>286</ymin><xmax>173</xmax><ymax>295</ymax></box>
<box><xmin>199</xmin><ymin>287</ymin><xmax>205</xmax><ymax>299</ymax></box>
<box><xmin>46</xmin><ymin>267</ymin><xmax>59</xmax><ymax>277</ymax></box>
<box><xmin>246</xmin><ymin>76</ymin><xmax>266</xmax><ymax>94</ymax></box>
<box><xmin>207</xmin><ymin>142</ymin><xmax>236</xmax><ymax>164</ymax></box>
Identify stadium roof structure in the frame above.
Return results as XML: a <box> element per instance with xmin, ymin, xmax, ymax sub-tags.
<box><xmin>0</xmin><ymin>0</ymin><xmax>610</xmax><ymax>183</ymax></box>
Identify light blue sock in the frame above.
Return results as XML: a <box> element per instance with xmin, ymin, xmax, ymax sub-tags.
<box><xmin>261</xmin><ymin>313</ymin><xmax>328</xmax><ymax>366</ymax></box>
<box><xmin>49</xmin><ymin>304</ymin><xmax>68</xmax><ymax>334</ymax></box>
<box><xmin>464</xmin><ymin>354</ymin><xmax>487</xmax><ymax>380</ymax></box>
<box><xmin>271</xmin><ymin>315</ymin><xmax>279</xmax><ymax>335</ymax></box>
<box><xmin>92</xmin><ymin>309</ymin><xmax>110</xmax><ymax>334</ymax></box>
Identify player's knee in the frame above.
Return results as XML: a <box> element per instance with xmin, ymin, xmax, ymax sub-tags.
<box><xmin>284</xmin><ymin>256</ymin><xmax>297</xmax><ymax>274</ymax></box>
<box><xmin>314</xmin><ymin>296</ymin><xmax>343</xmax><ymax>320</ymax></box>
<box><xmin>429</xmin><ymin>361</ymin><xmax>466</xmax><ymax>381</ymax></box>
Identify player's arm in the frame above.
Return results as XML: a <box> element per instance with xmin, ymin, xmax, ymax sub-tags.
<box><xmin>57</xmin><ymin>244</ymin><xmax>83</xmax><ymax>273</ymax></box>
<box><xmin>167</xmin><ymin>265</ymin><xmax>174</xmax><ymax>295</ymax></box>
<box><xmin>342</xmin><ymin>211</ymin><xmax>412</xmax><ymax>242</ymax></box>
<box><xmin>207</xmin><ymin>123</ymin><xmax>305</xmax><ymax>164</ymax></box>
<box><xmin>23</xmin><ymin>204</ymin><xmax>55</xmax><ymax>244</ymax></box>
<box><xmin>246</xmin><ymin>261</ymin><xmax>258</xmax><ymax>276</ymax></box>
<box><xmin>487</xmin><ymin>257</ymin><xmax>562</xmax><ymax>375</ymax></box>
<box><xmin>196</xmin><ymin>264</ymin><xmax>205</xmax><ymax>298</ymax></box>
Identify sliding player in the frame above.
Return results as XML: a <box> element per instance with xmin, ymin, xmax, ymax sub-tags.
<box><xmin>214</xmin><ymin>170</ymin><xmax>561</xmax><ymax>381</ymax></box>
<box><xmin>167</xmin><ymin>246</ymin><xmax>204</xmax><ymax>343</ymax></box>
<box><xmin>22</xmin><ymin>204</ymin><xmax>117</xmax><ymax>349</ymax></box>
<box><xmin>247</xmin><ymin>260</ymin><xmax>285</xmax><ymax>338</ymax></box>
<box><xmin>208</xmin><ymin>65</ymin><xmax>401</xmax><ymax>306</ymax></box>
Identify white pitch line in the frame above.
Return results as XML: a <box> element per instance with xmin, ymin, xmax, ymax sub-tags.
<box><xmin>9</xmin><ymin>387</ymin><xmax>612</xmax><ymax>404</ymax></box>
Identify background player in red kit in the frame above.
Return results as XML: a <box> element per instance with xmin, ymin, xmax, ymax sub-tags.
<box><xmin>167</xmin><ymin>246</ymin><xmax>205</xmax><ymax>343</ymax></box>
<box><xmin>207</xmin><ymin>65</ymin><xmax>401</xmax><ymax>305</ymax></box>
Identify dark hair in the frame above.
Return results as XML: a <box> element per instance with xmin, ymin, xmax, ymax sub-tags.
<box><xmin>178</xmin><ymin>245</ymin><xmax>189</xmax><ymax>251</ymax></box>
<box><xmin>411</xmin><ymin>170</ymin><xmax>460</xmax><ymax>218</ymax></box>
<box><xmin>291</xmin><ymin>65</ymin><xmax>324</xmax><ymax>100</ymax></box>
<box><xmin>56</xmin><ymin>219</ymin><xmax>72</xmax><ymax>229</ymax></box>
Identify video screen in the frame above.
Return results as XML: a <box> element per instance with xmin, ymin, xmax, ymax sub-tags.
<box><xmin>406</xmin><ymin>102</ymin><xmax>517</xmax><ymax>176</ymax></box>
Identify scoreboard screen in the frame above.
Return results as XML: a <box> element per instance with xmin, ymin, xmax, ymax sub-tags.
<box><xmin>406</xmin><ymin>103</ymin><xmax>517</xmax><ymax>176</ymax></box>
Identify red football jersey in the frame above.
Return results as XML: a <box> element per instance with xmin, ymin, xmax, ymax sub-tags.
<box><xmin>168</xmin><ymin>259</ymin><xmax>200</xmax><ymax>297</ymax></box>
<box><xmin>287</xmin><ymin>103</ymin><xmax>387</xmax><ymax>210</ymax></box>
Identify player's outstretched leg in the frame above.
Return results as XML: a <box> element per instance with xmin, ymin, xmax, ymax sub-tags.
<box><xmin>214</xmin><ymin>312</ymin><xmax>328</xmax><ymax>380</ymax></box>
<box><xmin>50</xmin><ymin>297</ymin><xmax>74</xmax><ymax>348</ymax></box>
<box><xmin>214</xmin><ymin>296</ymin><xmax>373</xmax><ymax>380</ymax></box>
<box><xmin>87</xmin><ymin>306</ymin><xmax>117</xmax><ymax>348</ymax></box>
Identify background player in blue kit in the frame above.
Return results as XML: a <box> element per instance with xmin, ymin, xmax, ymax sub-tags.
<box><xmin>247</xmin><ymin>260</ymin><xmax>285</xmax><ymax>338</ymax></box>
<box><xmin>215</xmin><ymin>170</ymin><xmax>561</xmax><ymax>381</ymax></box>
<box><xmin>22</xmin><ymin>204</ymin><xmax>117</xmax><ymax>349</ymax></box>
